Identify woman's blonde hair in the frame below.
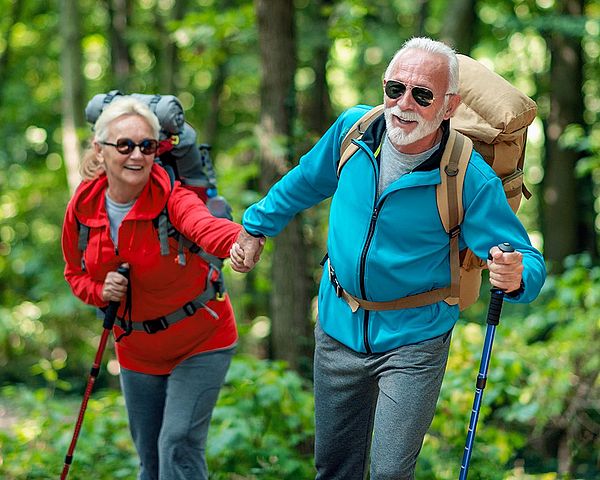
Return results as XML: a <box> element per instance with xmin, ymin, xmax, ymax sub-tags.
<box><xmin>80</xmin><ymin>97</ymin><xmax>161</xmax><ymax>180</ymax></box>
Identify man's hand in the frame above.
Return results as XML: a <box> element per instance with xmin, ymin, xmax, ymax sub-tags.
<box><xmin>230</xmin><ymin>229</ymin><xmax>266</xmax><ymax>273</ymax></box>
<box><xmin>487</xmin><ymin>246</ymin><xmax>523</xmax><ymax>294</ymax></box>
<box><xmin>101</xmin><ymin>263</ymin><xmax>129</xmax><ymax>302</ymax></box>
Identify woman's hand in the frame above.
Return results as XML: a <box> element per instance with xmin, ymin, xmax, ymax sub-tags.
<box><xmin>101</xmin><ymin>264</ymin><xmax>129</xmax><ymax>302</ymax></box>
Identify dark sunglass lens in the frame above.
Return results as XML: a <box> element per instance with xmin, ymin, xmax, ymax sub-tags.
<box><xmin>385</xmin><ymin>81</ymin><xmax>406</xmax><ymax>99</ymax></box>
<box><xmin>412</xmin><ymin>87</ymin><xmax>434</xmax><ymax>107</ymax></box>
<box><xmin>139</xmin><ymin>139</ymin><xmax>158</xmax><ymax>155</ymax></box>
<box><xmin>115</xmin><ymin>139</ymin><xmax>135</xmax><ymax>154</ymax></box>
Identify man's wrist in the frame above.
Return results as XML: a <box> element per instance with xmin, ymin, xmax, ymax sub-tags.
<box><xmin>505</xmin><ymin>280</ymin><xmax>525</xmax><ymax>298</ymax></box>
<box><xmin>243</xmin><ymin>227</ymin><xmax>265</xmax><ymax>239</ymax></box>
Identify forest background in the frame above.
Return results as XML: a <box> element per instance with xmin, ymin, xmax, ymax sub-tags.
<box><xmin>0</xmin><ymin>0</ymin><xmax>598</xmax><ymax>479</ymax></box>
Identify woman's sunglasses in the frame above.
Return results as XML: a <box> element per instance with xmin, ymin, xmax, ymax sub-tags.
<box><xmin>99</xmin><ymin>138</ymin><xmax>159</xmax><ymax>155</ymax></box>
<box><xmin>384</xmin><ymin>80</ymin><xmax>436</xmax><ymax>108</ymax></box>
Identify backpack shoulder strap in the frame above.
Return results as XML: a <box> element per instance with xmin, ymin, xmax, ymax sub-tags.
<box><xmin>337</xmin><ymin>105</ymin><xmax>385</xmax><ymax>177</ymax></box>
<box><xmin>154</xmin><ymin>163</ymin><xmax>176</xmax><ymax>256</ymax></box>
<box><xmin>436</xmin><ymin>129</ymin><xmax>473</xmax><ymax>233</ymax></box>
<box><xmin>436</xmin><ymin>129</ymin><xmax>473</xmax><ymax>305</ymax></box>
<box><xmin>76</xmin><ymin>219</ymin><xmax>90</xmax><ymax>272</ymax></box>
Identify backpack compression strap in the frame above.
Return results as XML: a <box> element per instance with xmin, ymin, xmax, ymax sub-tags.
<box><xmin>337</xmin><ymin>105</ymin><xmax>385</xmax><ymax>177</ymax></box>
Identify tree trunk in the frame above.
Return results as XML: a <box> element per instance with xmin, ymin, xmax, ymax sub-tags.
<box><xmin>300</xmin><ymin>0</ymin><xmax>333</xmax><ymax>137</ymax></box>
<box><xmin>440</xmin><ymin>0</ymin><xmax>477</xmax><ymax>54</ymax></box>
<box><xmin>255</xmin><ymin>0</ymin><xmax>312</xmax><ymax>373</ymax></box>
<box><xmin>204</xmin><ymin>60</ymin><xmax>228</xmax><ymax>147</ymax></box>
<box><xmin>415</xmin><ymin>0</ymin><xmax>430</xmax><ymax>37</ymax></box>
<box><xmin>542</xmin><ymin>0</ymin><xmax>589</xmax><ymax>270</ymax></box>
<box><xmin>157</xmin><ymin>0</ymin><xmax>186</xmax><ymax>93</ymax></box>
<box><xmin>60</xmin><ymin>0</ymin><xmax>85</xmax><ymax>194</ymax></box>
<box><xmin>107</xmin><ymin>0</ymin><xmax>132</xmax><ymax>91</ymax></box>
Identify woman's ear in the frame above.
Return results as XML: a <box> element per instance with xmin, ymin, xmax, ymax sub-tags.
<box><xmin>93</xmin><ymin>140</ymin><xmax>104</xmax><ymax>162</ymax></box>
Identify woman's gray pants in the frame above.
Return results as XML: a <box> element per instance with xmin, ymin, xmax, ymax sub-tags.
<box><xmin>119</xmin><ymin>348</ymin><xmax>234</xmax><ymax>480</ymax></box>
<box><xmin>314</xmin><ymin>322</ymin><xmax>451</xmax><ymax>480</ymax></box>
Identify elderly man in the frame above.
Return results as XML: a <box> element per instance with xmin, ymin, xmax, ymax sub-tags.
<box><xmin>232</xmin><ymin>37</ymin><xmax>545</xmax><ymax>479</ymax></box>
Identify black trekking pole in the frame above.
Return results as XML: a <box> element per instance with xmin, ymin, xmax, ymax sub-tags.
<box><xmin>458</xmin><ymin>243</ymin><xmax>514</xmax><ymax>480</ymax></box>
<box><xmin>60</xmin><ymin>265</ymin><xmax>129</xmax><ymax>480</ymax></box>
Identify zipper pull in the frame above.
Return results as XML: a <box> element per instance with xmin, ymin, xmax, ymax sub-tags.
<box><xmin>372</xmin><ymin>206</ymin><xmax>379</xmax><ymax>220</ymax></box>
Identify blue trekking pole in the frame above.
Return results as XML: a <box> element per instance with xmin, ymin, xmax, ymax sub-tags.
<box><xmin>459</xmin><ymin>243</ymin><xmax>514</xmax><ymax>480</ymax></box>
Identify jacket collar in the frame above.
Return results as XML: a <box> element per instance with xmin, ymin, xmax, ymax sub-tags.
<box><xmin>361</xmin><ymin>113</ymin><xmax>450</xmax><ymax>173</ymax></box>
<box><xmin>71</xmin><ymin>163</ymin><xmax>171</xmax><ymax>227</ymax></box>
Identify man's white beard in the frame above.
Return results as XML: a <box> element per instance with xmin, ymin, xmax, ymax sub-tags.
<box><xmin>384</xmin><ymin>104</ymin><xmax>446</xmax><ymax>148</ymax></box>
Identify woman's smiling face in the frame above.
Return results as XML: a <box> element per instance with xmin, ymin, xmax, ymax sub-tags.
<box><xmin>94</xmin><ymin>114</ymin><xmax>157</xmax><ymax>203</ymax></box>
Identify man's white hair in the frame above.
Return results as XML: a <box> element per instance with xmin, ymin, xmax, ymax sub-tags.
<box><xmin>384</xmin><ymin>37</ymin><xmax>459</xmax><ymax>94</ymax></box>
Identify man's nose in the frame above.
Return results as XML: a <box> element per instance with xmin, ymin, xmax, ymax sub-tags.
<box><xmin>395</xmin><ymin>89</ymin><xmax>415</xmax><ymax>110</ymax></box>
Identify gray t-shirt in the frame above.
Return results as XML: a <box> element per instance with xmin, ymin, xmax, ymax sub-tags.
<box><xmin>105</xmin><ymin>192</ymin><xmax>135</xmax><ymax>246</ymax></box>
<box><xmin>378</xmin><ymin>134</ymin><xmax>440</xmax><ymax>196</ymax></box>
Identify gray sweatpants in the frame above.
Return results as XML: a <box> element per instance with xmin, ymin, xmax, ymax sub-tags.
<box><xmin>119</xmin><ymin>348</ymin><xmax>234</xmax><ymax>480</ymax></box>
<box><xmin>313</xmin><ymin>322</ymin><xmax>451</xmax><ymax>480</ymax></box>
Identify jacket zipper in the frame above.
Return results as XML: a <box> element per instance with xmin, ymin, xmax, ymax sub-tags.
<box><xmin>355</xmin><ymin>139</ymin><xmax>384</xmax><ymax>354</ymax></box>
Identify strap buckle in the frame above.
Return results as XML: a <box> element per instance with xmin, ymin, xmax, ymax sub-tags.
<box><xmin>142</xmin><ymin>317</ymin><xmax>169</xmax><ymax>334</ymax></box>
<box><xmin>449</xmin><ymin>225</ymin><xmax>461</xmax><ymax>238</ymax></box>
<box><xmin>209</xmin><ymin>266</ymin><xmax>226</xmax><ymax>301</ymax></box>
<box><xmin>182</xmin><ymin>301</ymin><xmax>198</xmax><ymax>316</ymax></box>
<box><xmin>328</xmin><ymin>262</ymin><xmax>344</xmax><ymax>298</ymax></box>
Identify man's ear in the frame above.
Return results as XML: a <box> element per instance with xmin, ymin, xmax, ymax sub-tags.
<box><xmin>443</xmin><ymin>94</ymin><xmax>462</xmax><ymax>120</ymax></box>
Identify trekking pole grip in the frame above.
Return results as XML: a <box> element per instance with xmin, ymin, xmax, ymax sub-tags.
<box><xmin>486</xmin><ymin>243</ymin><xmax>514</xmax><ymax>326</ymax></box>
<box><xmin>102</xmin><ymin>265</ymin><xmax>129</xmax><ymax>330</ymax></box>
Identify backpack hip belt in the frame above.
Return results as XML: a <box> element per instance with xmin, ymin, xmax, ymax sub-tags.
<box><xmin>328</xmin><ymin>261</ymin><xmax>451</xmax><ymax>313</ymax></box>
<box><xmin>116</xmin><ymin>274</ymin><xmax>224</xmax><ymax>335</ymax></box>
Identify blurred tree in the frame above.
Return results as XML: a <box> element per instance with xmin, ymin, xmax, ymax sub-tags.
<box><xmin>107</xmin><ymin>0</ymin><xmax>132</xmax><ymax>91</ymax></box>
<box><xmin>156</xmin><ymin>0</ymin><xmax>186</xmax><ymax>93</ymax></box>
<box><xmin>60</xmin><ymin>0</ymin><xmax>85</xmax><ymax>193</ymax></box>
<box><xmin>255</xmin><ymin>0</ymin><xmax>313</xmax><ymax>373</ymax></box>
<box><xmin>297</xmin><ymin>0</ymin><xmax>334</xmax><ymax>138</ymax></box>
<box><xmin>440</xmin><ymin>0</ymin><xmax>477</xmax><ymax>54</ymax></box>
<box><xmin>542</xmin><ymin>0</ymin><xmax>595</xmax><ymax>269</ymax></box>
<box><xmin>0</xmin><ymin>0</ymin><xmax>23</xmax><ymax>102</ymax></box>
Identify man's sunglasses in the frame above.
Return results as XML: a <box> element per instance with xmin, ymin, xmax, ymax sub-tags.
<box><xmin>384</xmin><ymin>80</ymin><xmax>437</xmax><ymax>108</ymax></box>
<box><xmin>99</xmin><ymin>138</ymin><xmax>159</xmax><ymax>155</ymax></box>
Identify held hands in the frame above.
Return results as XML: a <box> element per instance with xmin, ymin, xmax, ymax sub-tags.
<box><xmin>230</xmin><ymin>229</ymin><xmax>266</xmax><ymax>273</ymax></box>
<box><xmin>101</xmin><ymin>263</ymin><xmax>129</xmax><ymax>302</ymax></box>
<box><xmin>487</xmin><ymin>246</ymin><xmax>523</xmax><ymax>294</ymax></box>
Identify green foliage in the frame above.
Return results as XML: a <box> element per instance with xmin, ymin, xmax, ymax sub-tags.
<box><xmin>0</xmin><ymin>1</ymin><xmax>599</xmax><ymax>478</ymax></box>
<box><xmin>0</xmin><ymin>355</ymin><xmax>314</xmax><ymax>479</ymax></box>
<box><xmin>0</xmin><ymin>386</ymin><xmax>136</xmax><ymax>479</ymax></box>
<box><xmin>207</xmin><ymin>355</ymin><xmax>314</xmax><ymax>479</ymax></box>
<box><xmin>423</xmin><ymin>256</ymin><xmax>599</xmax><ymax>479</ymax></box>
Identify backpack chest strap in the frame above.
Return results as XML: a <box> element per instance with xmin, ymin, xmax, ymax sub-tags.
<box><xmin>116</xmin><ymin>279</ymin><xmax>224</xmax><ymax>335</ymax></box>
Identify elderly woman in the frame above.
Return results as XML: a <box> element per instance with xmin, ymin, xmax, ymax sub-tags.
<box><xmin>61</xmin><ymin>97</ymin><xmax>242</xmax><ymax>479</ymax></box>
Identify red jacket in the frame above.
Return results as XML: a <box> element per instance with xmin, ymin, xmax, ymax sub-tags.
<box><xmin>62</xmin><ymin>164</ymin><xmax>242</xmax><ymax>374</ymax></box>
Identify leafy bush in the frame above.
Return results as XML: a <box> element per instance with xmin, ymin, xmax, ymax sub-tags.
<box><xmin>0</xmin><ymin>355</ymin><xmax>314</xmax><ymax>480</ymax></box>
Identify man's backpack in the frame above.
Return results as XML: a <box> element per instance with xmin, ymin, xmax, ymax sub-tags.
<box><xmin>337</xmin><ymin>54</ymin><xmax>537</xmax><ymax>311</ymax></box>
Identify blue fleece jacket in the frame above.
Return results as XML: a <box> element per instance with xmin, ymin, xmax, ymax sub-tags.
<box><xmin>243</xmin><ymin>105</ymin><xmax>546</xmax><ymax>354</ymax></box>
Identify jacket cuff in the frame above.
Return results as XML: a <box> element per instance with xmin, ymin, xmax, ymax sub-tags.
<box><xmin>505</xmin><ymin>280</ymin><xmax>525</xmax><ymax>299</ymax></box>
